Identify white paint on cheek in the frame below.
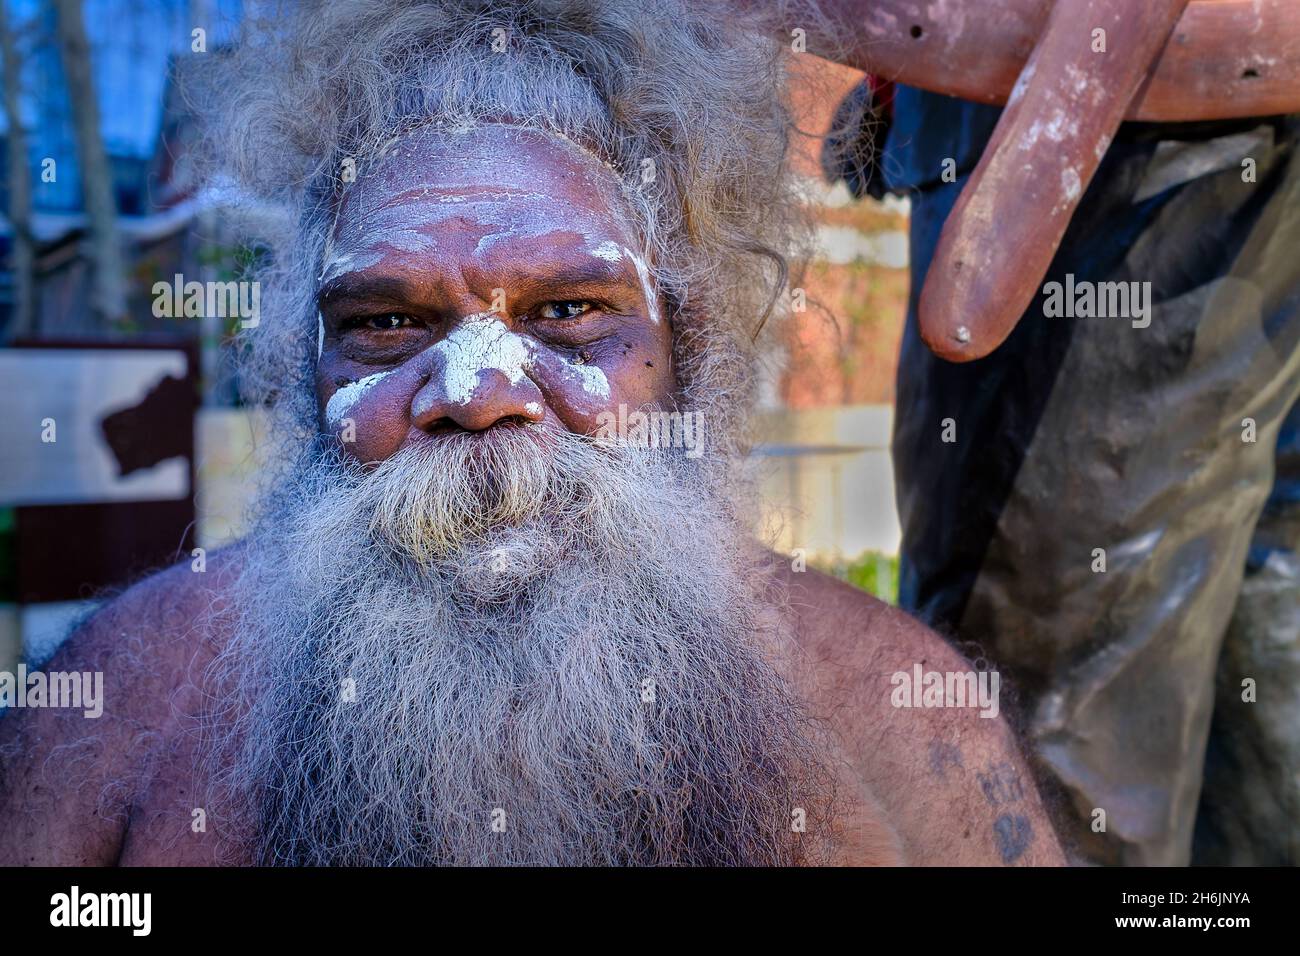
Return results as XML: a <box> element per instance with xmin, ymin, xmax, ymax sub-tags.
<box><xmin>325</xmin><ymin>370</ymin><xmax>395</xmax><ymax>426</ymax></box>
<box><xmin>565</xmin><ymin>361</ymin><xmax>610</xmax><ymax>399</ymax></box>
<box><xmin>317</xmin><ymin>313</ymin><xmax>325</xmax><ymax>359</ymax></box>
<box><xmin>433</xmin><ymin>313</ymin><xmax>534</xmax><ymax>405</ymax></box>
<box><xmin>623</xmin><ymin>247</ymin><xmax>661</xmax><ymax>324</ymax></box>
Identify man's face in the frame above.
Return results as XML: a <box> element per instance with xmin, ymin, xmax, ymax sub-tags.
<box><xmin>214</xmin><ymin>123</ymin><xmax>829</xmax><ymax>867</ymax></box>
<box><xmin>313</xmin><ymin>124</ymin><xmax>676</xmax><ymax>463</ymax></box>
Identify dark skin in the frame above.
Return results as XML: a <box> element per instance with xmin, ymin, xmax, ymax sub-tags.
<box><xmin>0</xmin><ymin>128</ymin><xmax>1064</xmax><ymax>866</ymax></box>
<box><xmin>315</xmin><ymin>125</ymin><xmax>674</xmax><ymax>460</ymax></box>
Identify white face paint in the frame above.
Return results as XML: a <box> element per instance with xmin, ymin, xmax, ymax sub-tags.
<box><xmin>323</xmin><ymin>315</ymin><xmax>613</xmax><ymax>430</ymax></box>
<box><xmin>319</xmin><ymin>249</ymin><xmax>385</xmax><ymax>286</ymax></box>
<box><xmin>622</xmin><ymin>247</ymin><xmax>661</xmax><ymax>325</ymax></box>
<box><xmin>586</xmin><ymin>243</ymin><xmax>660</xmax><ymax>325</ymax></box>
<box><xmin>326</xmin><ymin>188</ymin><xmax>612</xmax><ymax>284</ymax></box>
<box><xmin>433</xmin><ymin>313</ymin><xmax>534</xmax><ymax>406</ymax></box>
<box><xmin>473</xmin><ymin>219</ymin><xmax>609</xmax><ymax>258</ymax></box>
<box><xmin>589</xmin><ymin>241</ymin><xmax>624</xmax><ymax>263</ymax></box>
<box><xmin>317</xmin><ymin>313</ymin><xmax>325</xmax><ymax>360</ymax></box>
<box><xmin>320</xmin><ymin>204</ymin><xmax>447</xmax><ymax>285</ymax></box>
<box><xmin>325</xmin><ymin>370</ymin><xmax>395</xmax><ymax>426</ymax></box>
<box><xmin>428</xmin><ymin>313</ymin><xmax>611</xmax><ymax>405</ymax></box>
<box><xmin>317</xmin><ymin>127</ymin><xmax>644</xmax><ymax>419</ymax></box>
<box><xmin>562</xmin><ymin>358</ymin><xmax>611</xmax><ymax>399</ymax></box>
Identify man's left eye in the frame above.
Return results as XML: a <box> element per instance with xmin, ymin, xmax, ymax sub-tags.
<box><xmin>538</xmin><ymin>301</ymin><xmax>593</xmax><ymax>320</ymax></box>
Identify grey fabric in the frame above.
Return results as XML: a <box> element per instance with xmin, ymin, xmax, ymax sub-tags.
<box><xmin>883</xmin><ymin>87</ymin><xmax>1300</xmax><ymax>865</ymax></box>
<box><xmin>1194</xmin><ymin>400</ymin><xmax>1300</xmax><ymax>865</ymax></box>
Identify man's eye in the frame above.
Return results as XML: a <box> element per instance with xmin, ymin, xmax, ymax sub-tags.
<box><xmin>538</xmin><ymin>301</ymin><xmax>593</xmax><ymax>320</ymax></box>
<box><xmin>359</xmin><ymin>313</ymin><xmax>413</xmax><ymax>331</ymax></box>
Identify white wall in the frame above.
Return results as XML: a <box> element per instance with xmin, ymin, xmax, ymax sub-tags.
<box><xmin>754</xmin><ymin>404</ymin><xmax>900</xmax><ymax>560</ymax></box>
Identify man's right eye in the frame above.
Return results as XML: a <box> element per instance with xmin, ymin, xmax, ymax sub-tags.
<box><xmin>356</xmin><ymin>313</ymin><xmax>413</xmax><ymax>331</ymax></box>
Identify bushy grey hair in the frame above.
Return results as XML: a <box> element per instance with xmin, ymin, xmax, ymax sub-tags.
<box><xmin>201</xmin><ymin>0</ymin><xmax>816</xmax><ymax>464</ymax></box>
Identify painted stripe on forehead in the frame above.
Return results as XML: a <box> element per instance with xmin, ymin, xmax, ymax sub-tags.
<box><xmin>319</xmin><ymin>121</ymin><xmax>637</xmax><ymax>289</ymax></box>
<box><xmin>322</xmin><ymin>118</ymin><xmax>631</xmax><ymax>247</ymax></box>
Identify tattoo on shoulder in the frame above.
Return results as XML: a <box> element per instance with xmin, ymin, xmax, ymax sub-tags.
<box><xmin>926</xmin><ymin>746</ymin><xmax>1039</xmax><ymax>862</ymax></box>
<box><xmin>928</xmin><ymin>740</ymin><xmax>963</xmax><ymax>779</ymax></box>
<box><xmin>977</xmin><ymin>761</ymin><xmax>1024</xmax><ymax>807</ymax></box>
<box><xmin>977</xmin><ymin>761</ymin><xmax>1035</xmax><ymax>862</ymax></box>
<box><xmin>993</xmin><ymin>813</ymin><xmax>1033</xmax><ymax>864</ymax></box>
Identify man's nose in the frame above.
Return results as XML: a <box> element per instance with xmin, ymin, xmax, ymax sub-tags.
<box><xmin>409</xmin><ymin>318</ymin><xmax>547</xmax><ymax>432</ymax></box>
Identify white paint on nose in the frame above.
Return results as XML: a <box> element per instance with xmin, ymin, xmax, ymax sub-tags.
<box><xmin>433</xmin><ymin>313</ymin><xmax>533</xmax><ymax>405</ymax></box>
<box><xmin>436</xmin><ymin>313</ymin><xmax>610</xmax><ymax>404</ymax></box>
<box><xmin>328</xmin><ymin>314</ymin><xmax>614</xmax><ymax>426</ymax></box>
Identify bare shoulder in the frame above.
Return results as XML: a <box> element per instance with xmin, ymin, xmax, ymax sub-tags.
<box><xmin>778</xmin><ymin>563</ymin><xmax>978</xmax><ymax>690</ymax></box>
<box><xmin>0</xmin><ymin>547</ymin><xmax>242</xmax><ymax>865</ymax></box>
<box><xmin>774</xmin><ymin>564</ymin><xmax>1066</xmax><ymax>866</ymax></box>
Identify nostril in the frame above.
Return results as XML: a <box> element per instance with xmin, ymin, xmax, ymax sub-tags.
<box><xmin>425</xmin><ymin>415</ymin><xmax>532</xmax><ymax>438</ymax></box>
<box><xmin>423</xmin><ymin>418</ymin><xmax>463</xmax><ymax>436</ymax></box>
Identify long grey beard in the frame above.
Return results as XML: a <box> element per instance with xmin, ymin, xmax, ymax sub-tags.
<box><xmin>205</xmin><ymin>425</ymin><xmax>833</xmax><ymax>866</ymax></box>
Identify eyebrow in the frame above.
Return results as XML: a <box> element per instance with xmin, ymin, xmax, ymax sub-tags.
<box><xmin>316</xmin><ymin>257</ymin><xmax>639</xmax><ymax>306</ymax></box>
<box><xmin>525</xmin><ymin>257</ymin><xmax>633</xmax><ymax>287</ymax></box>
<box><xmin>316</xmin><ymin>272</ymin><xmax>423</xmax><ymax>307</ymax></box>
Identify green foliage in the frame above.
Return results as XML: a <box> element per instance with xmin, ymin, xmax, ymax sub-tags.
<box><xmin>816</xmin><ymin>550</ymin><xmax>899</xmax><ymax>605</ymax></box>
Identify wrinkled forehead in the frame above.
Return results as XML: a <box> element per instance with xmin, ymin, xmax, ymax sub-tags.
<box><xmin>324</xmin><ymin>124</ymin><xmax>638</xmax><ymax>271</ymax></box>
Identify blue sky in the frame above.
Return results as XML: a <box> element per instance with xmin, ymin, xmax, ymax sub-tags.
<box><xmin>2</xmin><ymin>0</ymin><xmax>243</xmax><ymax>210</ymax></box>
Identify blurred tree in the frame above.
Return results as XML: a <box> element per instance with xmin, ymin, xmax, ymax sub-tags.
<box><xmin>52</xmin><ymin>0</ymin><xmax>126</xmax><ymax>323</ymax></box>
<box><xmin>0</xmin><ymin>1</ymin><xmax>34</xmax><ymax>339</ymax></box>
